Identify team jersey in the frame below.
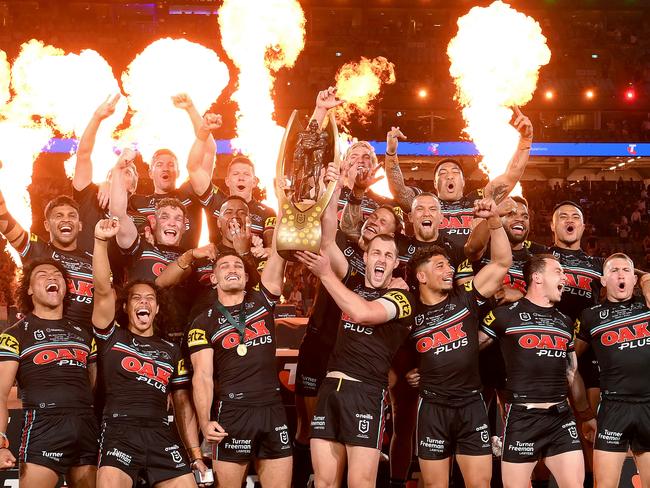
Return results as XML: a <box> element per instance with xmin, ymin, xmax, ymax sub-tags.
<box><xmin>186</xmin><ymin>285</ymin><xmax>281</xmax><ymax>404</ymax></box>
<box><xmin>94</xmin><ymin>322</ymin><xmax>187</xmax><ymax>420</ymax></box>
<box><xmin>411</xmin><ymin>281</ymin><xmax>486</xmax><ymax>400</ymax></box>
<box><xmin>200</xmin><ymin>185</ymin><xmax>276</xmax><ymax>245</ymax></box>
<box><xmin>577</xmin><ymin>298</ymin><xmax>650</xmax><ymax>399</ymax></box>
<box><xmin>16</xmin><ymin>234</ymin><xmax>94</xmax><ymax>327</ymax></box>
<box><xmin>336</xmin><ymin>187</ymin><xmax>397</xmax><ymax>222</ymax></box>
<box><xmin>121</xmin><ymin>237</ymin><xmax>191</xmax><ymax>343</ymax></box>
<box><xmin>327</xmin><ymin>279</ymin><xmax>415</xmax><ymax>388</ymax></box>
<box><xmin>481</xmin><ymin>298</ymin><xmax>575</xmax><ymax>403</ymax></box>
<box><xmin>305</xmin><ymin>231</ymin><xmax>366</xmax><ymax>341</ymax></box>
<box><xmin>549</xmin><ymin>246</ymin><xmax>604</xmax><ymax>321</ymax></box>
<box><xmin>438</xmin><ymin>189</ymin><xmax>483</xmax><ymax>250</ymax></box>
<box><xmin>457</xmin><ymin>240</ymin><xmax>547</xmax><ymax>290</ymax></box>
<box><xmin>129</xmin><ymin>181</ymin><xmax>206</xmax><ymax>250</ymax></box>
<box><xmin>0</xmin><ymin>313</ymin><xmax>95</xmax><ymax>409</ymax></box>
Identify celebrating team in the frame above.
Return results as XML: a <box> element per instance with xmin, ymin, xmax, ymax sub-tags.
<box><xmin>0</xmin><ymin>87</ymin><xmax>648</xmax><ymax>488</ymax></box>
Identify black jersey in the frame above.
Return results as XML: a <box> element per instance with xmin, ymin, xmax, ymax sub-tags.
<box><xmin>186</xmin><ymin>286</ymin><xmax>281</xmax><ymax>404</ymax></box>
<box><xmin>550</xmin><ymin>247</ymin><xmax>604</xmax><ymax>321</ymax></box>
<box><xmin>396</xmin><ymin>233</ymin><xmax>462</xmax><ymax>291</ymax></box>
<box><xmin>0</xmin><ymin>313</ymin><xmax>95</xmax><ymax>409</ymax></box>
<box><xmin>481</xmin><ymin>298</ymin><xmax>575</xmax><ymax>403</ymax></box>
<box><xmin>411</xmin><ymin>281</ymin><xmax>486</xmax><ymax>400</ymax></box>
<box><xmin>438</xmin><ymin>189</ymin><xmax>483</xmax><ymax>250</ymax></box>
<box><xmin>17</xmin><ymin>234</ymin><xmax>94</xmax><ymax>327</ymax></box>
<box><xmin>129</xmin><ymin>181</ymin><xmax>206</xmax><ymax>250</ymax></box>
<box><xmin>577</xmin><ymin>298</ymin><xmax>650</xmax><ymax>399</ymax></box>
<box><xmin>201</xmin><ymin>185</ymin><xmax>276</xmax><ymax>245</ymax></box>
<box><xmin>327</xmin><ymin>279</ymin><xmax>415</xmax><ymax>388</ymax></box>
<box><xmin>336</xmin><ymin>187</ymin><xmax>396</xmax><ymax>221</ymax></box>
<box><xmin>305</xmin><ymin>232</ymin><xmax>366</xmax><ymax>341</ymax></box>
<box><xmin>457</xmin><ymin>240</ymin><xmax>547</xmax><ymax>291</ymax></box>
<box><xmin>94</xmin><ymin>322</ymin><xmax>187</xmax><ymax>419</ymax></box>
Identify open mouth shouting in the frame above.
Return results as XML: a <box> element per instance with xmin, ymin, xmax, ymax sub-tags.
<box><xmin>565</xmin><ymin>224</ymin><xmax>575</xmax><ymax>234</ymax></box>
<box><xmin>421</xmin><ymin>219</ymin><xmax>433</xmax><ymax>229</ymax></box>
<box><xmin>59</xmin><ymin>224</ymin><xmax>73</xmax><ymax>236</ymax></box>
<box><xmin>236</xmin><ymin>184</ymin><xmax>246</xmax><ymax>192</ymax></box>
<box><xmin>373</xmin><ymin>263</ymin><xmax>386</xmax><ymax>282</ymax></box>
<box><xmin>225</xmin><ymin>272</ymin><xmax>240</xmax><ymax>282</ymax></box>
<box><xmin>45</xmin><ymin>282</ymin><xmax>60</xmax><ymax>295</ymax></box>
<box><xmin>446</xmin><ymin>182</ymin><xmax>455</xmax><ymax>193</ymax></box>
<box><xmin>135</xmin><ymin>308</ymin><xmax>151</xmax><ymax>324</ymax></box>
<box><xmin>510</xmin><ymin>223</ymin><xmax>526</xmax><ymax>235</ymax></box>
<box><xmin>364</xmin><ymin>223</ymin><xmax>378</xmax><ymax>236</ymax></box>
<box><xmin>163</xmin><ymin>228</ymin><xmax>178</xmax><ymax>238</ymax></box>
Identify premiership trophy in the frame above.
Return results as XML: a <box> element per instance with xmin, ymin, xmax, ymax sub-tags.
<box><xmin>275</xmin><ymin>110</ymin><xmax>341</xmax><ymax>260</ymax></box>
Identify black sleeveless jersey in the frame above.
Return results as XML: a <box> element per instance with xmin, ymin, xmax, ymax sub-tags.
<box><xmin>0</xmin><ymin>313</ymin><xmax>95</xmax><ymax>409</ymax></box>
<box><xmin>577</xmin><ymin>298</ymin><xmax>650</xmax><ymax>399</ymax></box>
<box><xmin>481</xmin><ymin>298</ymin><xmax>574</xmax><ymax>403</ymax></box>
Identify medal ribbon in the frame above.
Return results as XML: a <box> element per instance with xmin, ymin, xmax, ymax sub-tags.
<box><xmin>214</xmin><ymin>300</ymin><xmax>247</xmax><ymax>346</ymax></box>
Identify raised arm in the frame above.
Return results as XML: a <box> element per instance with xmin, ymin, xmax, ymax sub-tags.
<box><xmin>260</xmin><ymin>209</ymin><xmax>286</xmax><ymax>296</ymax></box>
<box><xmin>482</xmin><ymin>106</ymin><xmax>533</xmax><ymax>204</ymax></box>
<box><xmin>109</xmin><ymin>149</ymin><xmax>139</xmax><ymax>249</ymax></box>
<box><xmin>339</xmin><ymin>161</ymin><xmax>382</xmax><ymax>240</ymax></box>
<box><xmin>472</xmin><ymin>199</ymin><xmax>512</xmax><ymax>298</ymax></box>
<box><xmin>464</xmin><ymin>198</ymin><xmax>517</xmax><ymax>261</ymax></box>
<box><xmin>297</xmin><ymin>250</ymin><xmax>400</xmax><ymax>326</ymax></box>
<box><xmin>384</xmin><ymin>126</ymin><xmax>416</xmax><ymax>210</ymax></box>
<box><xmin>73</xmin><ymin>94</ymin><xmax>120</xmax><ymax>192</ymax></box>
<box><xmin>92</xmin><ymin>219</ymin><xmax>119</xmax><ymax>329</ymax></box>
<box><xmin>155</xmin><ymin>244</ymin><xmax>216</xmax><ymax>289</ymax></box>
<box><xmin>0</xmin><ymin>184</ymin><xmax>28</xmax><ymax>252</ymax></box>
<box><xmin>183</xmin><ymin>104</ymin><xmax>222</xmax><ymax>197</ymax></box>
<box><xmin>320</xmin><ymin>164</ymin><xmax>349</xmax><ymax>280</ymax></box>
<box><xmin>0</xmin><ymin>360</ymin><xmax>18</xmax><ymax>469</ymax></box>
<box><xmin>309</xmin><ymin>86</ymin><xmax>344</xmax><ymax>128</ymax></box>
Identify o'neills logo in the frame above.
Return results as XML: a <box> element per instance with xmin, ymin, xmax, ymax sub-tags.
<box><xmin>121</xmin><ymin>356</ymin><xmax>171</xmax><ymax>390</ymax></box>
<box><xmin>600</xmin><ymin>323</ymin><xmax>650</xmax><ymax>350</ymax></box>
<box><xmin>33</xmin><ymin>348</ymin><xmax>88</xmax><ymax>367</ymax></box>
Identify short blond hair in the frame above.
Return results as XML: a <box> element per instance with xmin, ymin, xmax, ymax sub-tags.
<box><xmin>344</xmin><ymin>141</ymin><xmax>378</xmax><ymax>168</ymax></box>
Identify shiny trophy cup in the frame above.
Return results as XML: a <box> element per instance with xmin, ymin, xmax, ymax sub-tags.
<box><xmin>275</xmin><ymin>110</ymin><xmax>341</xmax><ymax>261</ymax></box>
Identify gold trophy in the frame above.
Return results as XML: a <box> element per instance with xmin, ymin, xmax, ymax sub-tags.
<box><xmin>275</xmin><ymin>110</ymin><xmax>341</xmax><ymax>261</ymax></box>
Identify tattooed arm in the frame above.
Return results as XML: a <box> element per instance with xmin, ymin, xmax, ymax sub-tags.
<box><xmin>340</xmin><ymin>197</ymin><xmax>362</xmax><ymax>242</ymax></box>
<box><xmin>483</xmin><ymin>106</ymin><xmax>533</xmax><ymax>204</ymax></box>
<box><xmin>384</xmin><ymin>127</ymin><xmax>417</xmax><ymax>211</ymax></box>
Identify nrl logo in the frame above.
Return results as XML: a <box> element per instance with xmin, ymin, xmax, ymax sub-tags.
<box><xmin>34</xmin><ymin>330</ymin><xmax>45</xmax><ymax>341</ymax></box>
<box><xmin>480</xmin><ymin>430</ymin><xmax>489</xmax><ymax>443</ymax></box>
<box><xmin>599</xmin><ymin>310</ymin><xmax>609</xmax><ymax>320</ymax></box>
<box><xmin>415</xmin><ymin>314</ymin><xmax>424</xmax><ymax>326</ymax></box>
<box><xmin>344</xmin><ymin>247</ymin><xmax>354</xmax><ymax>257</ymax></box>
<box><xmin>519</xmin><ymin>313</ymin><xmax>531</xmax><ymax>321</ymax></box>
<box><xmin>358</xmin><ymin>419</ymin><xmax>370</xmax><ymax>434</ymax></box>
<box><xmin>280</xmin><ymin>431</ymin><xmax>289</xmax><ymax>445</ymax></box>
<box><xmin>408</xmin><ymin>245</ymin><xmax>416</xmax><ymax>255</ymax></box>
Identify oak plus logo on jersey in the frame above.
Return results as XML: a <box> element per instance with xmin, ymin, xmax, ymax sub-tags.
<box><xmin>518</xmin><ymin>333</ymin><xmax>569</xmax><ymax>358</ymax></box>
<box><xmin>439</xmin><ymin>215</ymin><xmax>473</xmax><ymax>234</ymax></box>
<box><xmin>67</xmin><ymin>280</ymin><xmax>94</xmax><ymax>303</ymax></box>
<box><xmin>221</xmin><ymin>319</ymin><xmax>272</xmax><ymax>350</ymax></box>
<box><xmin>562</xmin><ymin>272</ymin><xmax>594</xmax><ymax>298</ymax></box>
<box><xmin>33</xmin><ymin>347</ymin><xmax>88</xmax><ymax>367</ymax></box>
<box><xmin>600</xmin><ymin>322</ymin><xmax>650</xmax><ymax>350</ymax></box>
<box><xmin>121</xmin><ymin>356</ymin><xmax>171</xmax><ymax>391</ymax></box>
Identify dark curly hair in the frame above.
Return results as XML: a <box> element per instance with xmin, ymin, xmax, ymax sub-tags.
<box><xmin>15</xmin><ymin>258</ymin><xmax>69</xmax><ymax>314</ymax></box>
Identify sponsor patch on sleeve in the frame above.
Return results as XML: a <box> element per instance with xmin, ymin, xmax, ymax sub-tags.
<box><xmin>383</xmin><ymin>291</ymin><xmax>412</xmax><ymax>319</ymax></box>
<box><xmin>0</xmin><ymin>333</ymin><xmax>19</xmax><ymax>356</ymax></box>
<box><xmin>187</xmin><ymin>328</ymin><xmax>208</xmax><ymax>347</ymax></box>
<box><xmin>482</xmin><ymin>311</ymin><xmax>496</xmax><ymax>327</ymax></box>
<box><xmin>463</xmin><ymin>280</ymin><xmax>474</xmax><ymax>292</ymax></box>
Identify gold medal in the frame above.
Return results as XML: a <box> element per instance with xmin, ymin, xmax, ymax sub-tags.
<box><xmin>236</xmin><ymin>344</ymin><xmax>248</xmax><ymax>356</ymax></box>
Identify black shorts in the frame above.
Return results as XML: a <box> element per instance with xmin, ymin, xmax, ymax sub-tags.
<box><xmin>416</xmin><ymin>395</ymin><xmax>491</xmax><ymax>460</ymax></box>
<box><xmin>213</xmin><ymin>400</ymin><xmax>292</xmax><ymax>462</ymax></box>
<box><xmin>311</xmin><ymin>377</ymin><xmax>388</xmax><ymax>450</ymax></box>
<box><xmin>595</xmin><ymin>397</ymin><xmax>650</xmax><ymax>453</ymax></box>
<box><xmin>295</xmin><ymin>331</ymin><xmax>334</xmax><ymax>397</ymax></box>
<box><xmin>502</xmin><ymin>400</ymin><xmax>582</xmax><ymax>463</ymax></box>
<box><xmin>19</xmin><ymin>408</ymin><xmax>98</xmax><ymax>474</ymax></box>
<box><xmin>98</xmin><ymin>418</ymin><xmax>191</xmax><ymax>484</ymax></box>
<box><xmin>578</xmin><ymin>348</ymin><xmax>600</xmax><ymax>390</ymax></box>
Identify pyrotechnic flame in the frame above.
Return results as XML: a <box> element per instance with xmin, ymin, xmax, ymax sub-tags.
<box><xmin>219</xmin><ymin>0</ymin><xmax>306</xmax><ymax>207</ymax></box>
<box><xmin>0</xmin><ymin>50</ymin><xmax>9</xmax><ymax>107</ymax></box>
<box><xmin>120</xmin><ymin>38</ymin><xmax>229</xmax><ymax>181</ymax></box>
<box><xmin>3</xmin><ymin>40</ymin><xmax>127</xmax><ymax>182</ymax></box>
<box><xmin>335</xmin><ymin>56</ymin><xmax>396</xmax><ymax>127</ymax></box>
<box><xmin>448</xmin><ymin>1</ymin><xmax>550</xmax><ymax>194</ymax></box>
